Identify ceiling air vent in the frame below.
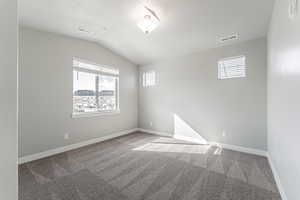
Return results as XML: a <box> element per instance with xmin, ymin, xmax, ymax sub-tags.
<box><xmin>219</xmin><ymin>34</ymin><xmax>239</xmax><ymax>43</ymax></box>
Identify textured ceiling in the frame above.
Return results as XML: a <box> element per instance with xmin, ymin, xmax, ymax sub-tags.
<box><xmin>20</xmin><ymin>0</ymin><xmax>274</xmax><ymax>65</ymax></box>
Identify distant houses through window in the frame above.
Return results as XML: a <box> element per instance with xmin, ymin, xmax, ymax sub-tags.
<box><xmin>73</xmin><ymin>59</ymin><xmax>119</xmax><ymax>115</ymax></box>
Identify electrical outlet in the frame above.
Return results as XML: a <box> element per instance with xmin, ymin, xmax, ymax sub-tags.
<box><xmin>64</xmin><ymin>133</ymin><xmax>69</xmax><ymax>140</ymax></box>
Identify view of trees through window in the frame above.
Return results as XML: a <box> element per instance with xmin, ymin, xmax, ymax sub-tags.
<box><xmin>73</xmin><ymin>60</ymin><xmax>119</xmax><ymax>114</ymax></box>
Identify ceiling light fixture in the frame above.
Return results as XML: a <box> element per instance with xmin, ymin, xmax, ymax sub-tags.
<box><xmin>137</xmin><ymin>6</ymin><xmax>160</xmax><ymax>34</ymax></box>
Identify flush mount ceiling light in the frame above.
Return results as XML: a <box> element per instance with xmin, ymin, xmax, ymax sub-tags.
<box><xmin>137</xmin><ymin>6</ymin><xmax>160</xmax><ymax>34</ymax></box>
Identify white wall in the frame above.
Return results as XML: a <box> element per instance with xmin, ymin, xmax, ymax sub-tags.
<box><xmin>139</xmin><ymin>38</ymin><xmax>267</xmax><ymax>150</ymax></box>
<box><xmin>268</xmin><ymin>0</ymin><xmax>300</xmax><ymax>199</ymax></box>
<box><xmin>0</xmin><ymin>0</ymin><xmax>18</xmax><ymax>199</ymax></box>
<box><xmin>19</xmin><ymin>27</ymin><xmax>138</xmax><ymax>157</ymax></box>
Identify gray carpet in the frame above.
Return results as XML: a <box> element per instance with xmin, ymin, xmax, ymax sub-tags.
<box><xmin>19</xmin><ymin>132</ymin><xmax>281</xmax><ymax>200</ymax></box>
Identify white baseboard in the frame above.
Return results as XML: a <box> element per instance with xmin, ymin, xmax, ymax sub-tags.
<box><xmin>267</xmin><ymin>153</ymin><xmax>288</xmax><ymax>200</ymax></box>
<box><xmin>173</xmin><ymin>134</ymin><xmax>208</xmax><ymax>145</ymax></box>
<box><xmin>138</xmin><ymin>128</ymin><xmax>267</xmax><ymax>157</ymax></box>
<box><xmin>209</xmin><ymin>142</ymin><xmax>267</xmax><ymax>157</ymax></box>
<box><xmin>138</xmin><ymin>128</ymin><xmax>173</xmax><ymax>137</ymax></box>
<box><xmin>18</xmin><ymin>128</ymin><xmax>138</xmax><ymax>164</ymax></box>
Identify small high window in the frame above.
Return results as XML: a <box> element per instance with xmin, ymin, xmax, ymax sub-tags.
<box><xmin>218</xmin><ymin>56</ymin><xmax>246</xmax><ymax>79</ymax></box>
<box><xmin>142</xmin><ymin>70</ymin><xmax>156</xmax><ymax>87</ymax></box>
<box><xmin>73</xmin><ymin>59</ymin><xmax>119</xmax><ymax>116</ymax></box>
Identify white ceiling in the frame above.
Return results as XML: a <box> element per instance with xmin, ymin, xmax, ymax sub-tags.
<box><xmin>20</xmin><ymin>0</ymin><xmax>274</xmax><ymax>65</ymax></box>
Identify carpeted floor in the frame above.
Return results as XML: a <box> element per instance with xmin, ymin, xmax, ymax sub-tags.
<box><xmin>19</xmin><ymin>132</ymin><xmax>281</xmax><ymax>200</ymax></box>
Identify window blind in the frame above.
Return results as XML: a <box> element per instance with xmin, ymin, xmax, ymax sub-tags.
<box><xmin>73</xmin><ymin>59</ymin><xmax>119</xmax><ymax>76</ymax></box>
<box><xmin>218</xmin><ymin>56</ymin><xmax>246</xmax><ymax>79</ymax></box>
<box><xmin>142</xmin><ymin>71</ymin><xmax>156</xmax><ymax>87</ymax></box>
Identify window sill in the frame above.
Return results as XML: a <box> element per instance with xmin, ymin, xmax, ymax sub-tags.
<box><xmin>72</xmin><ymin>110</ymin><xmax>120</xmax><ymax>118</ymax></box>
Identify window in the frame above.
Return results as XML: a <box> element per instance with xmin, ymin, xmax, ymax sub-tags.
<box><xmin>142</xmin><ymin>70</ymin><xmax>156</xmax><ymax>87</ymax></box>
<box><xmin>73</xmin><ymin>59</ymin><xmax>119</xmax><ymax>116</ymax></box>
<box><xmin>218</xmin><ymin>56</ymin><xmax>246</xmax><ymax>79</ymax></box>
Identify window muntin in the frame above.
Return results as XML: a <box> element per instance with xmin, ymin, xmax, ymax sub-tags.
<box><xmin>73</xmin><ymin>59</ymin><xmax>119</xmax><ymax>115</ymax></box>
<box><xmin>218</xmin><ymin>56</ymin><xmax>246</xmax><ymax>79</ymax></box>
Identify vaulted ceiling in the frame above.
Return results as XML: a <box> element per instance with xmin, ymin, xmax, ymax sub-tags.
<box><xmin>20</xmin><ymin>0</ymin><xmax>274</xmax><ymax>65</ymax></box>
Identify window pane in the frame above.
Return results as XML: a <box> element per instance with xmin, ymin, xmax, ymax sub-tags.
<box><xmin>98</xmin><ymin>75</ymin><xmax>117</xmax><ymax>111</ymax></box>
<box><xmin>73</xmin><ymin>71</ymin><xmax>97</xmax><ymax>113</ymax></box>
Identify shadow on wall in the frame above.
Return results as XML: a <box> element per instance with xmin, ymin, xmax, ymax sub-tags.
<box><xmin>173</xmin><ymin>114</ymin><xmax>208</xmax><ymax>144</ymax></box>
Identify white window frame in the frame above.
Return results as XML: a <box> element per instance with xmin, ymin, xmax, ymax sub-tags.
<box><xmin>72</xmin><ymin>58</ymin><xmax>120</xmax><ymax>118</ymax></box>
<box><xmin>218</xmin><ymin>55</ymin><xmax>246</xmax><ymax>80</ymax></box>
